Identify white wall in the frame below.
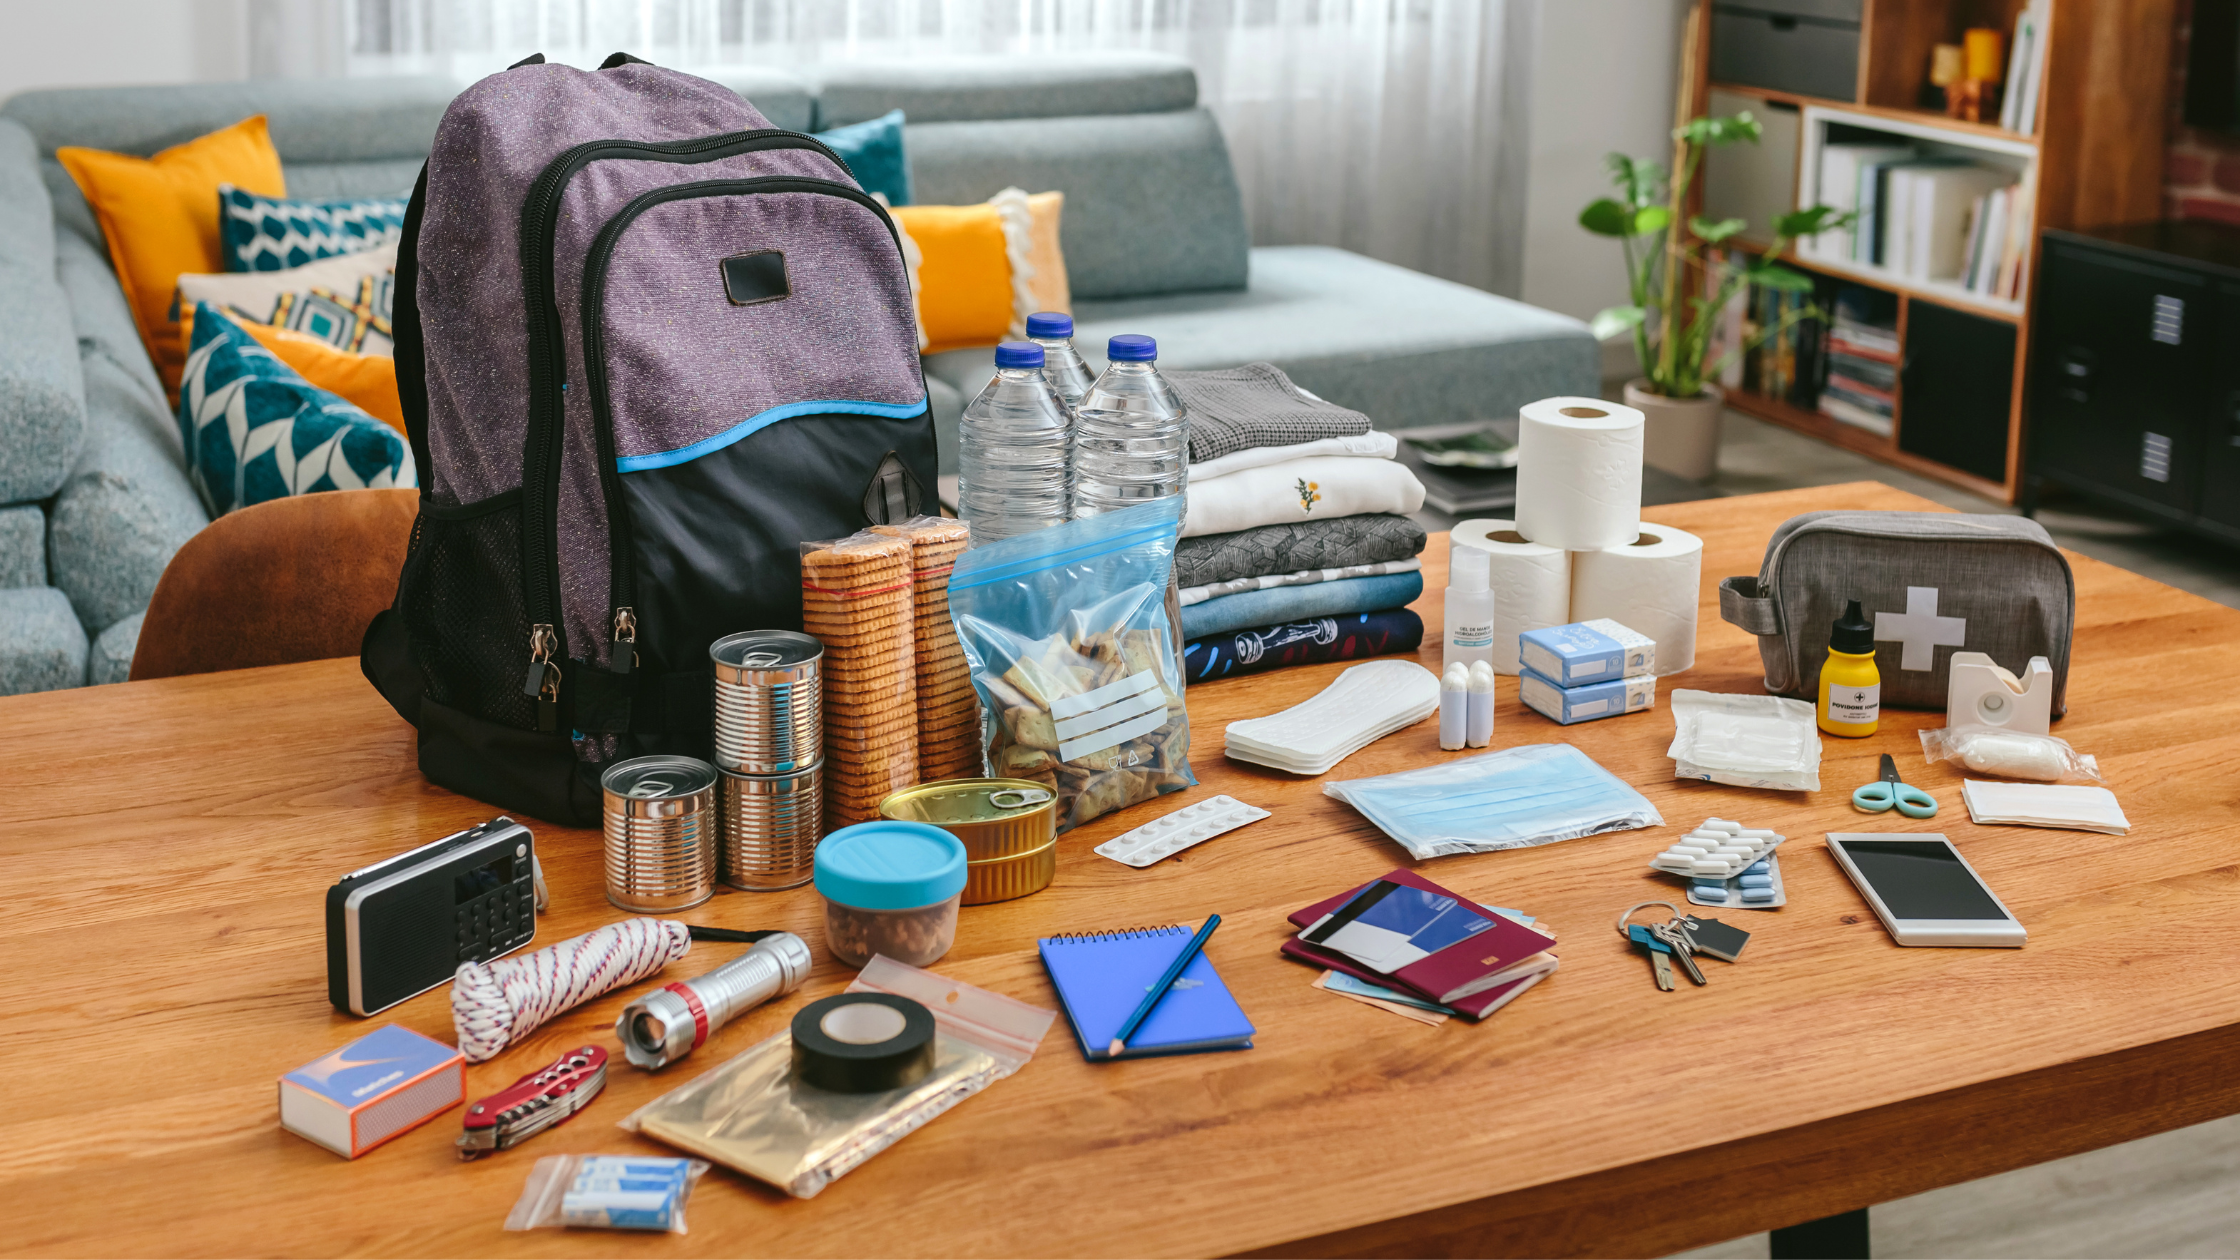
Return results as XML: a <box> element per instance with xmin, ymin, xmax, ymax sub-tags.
<box><xmin>1520</xmin><ymin>0</ymin><xmax>1686</xmax><ymax>371</ymax></box>
<box><xmin>0</xmin><ymin>0</ymin><xmax>247</xmax><ymax>100</ymax></box>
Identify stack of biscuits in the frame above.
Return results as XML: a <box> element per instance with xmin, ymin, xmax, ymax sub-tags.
<box><xmin>872</xmin><ymin>516</ymin><xmax>980</xmax><ymax>780</ymax></box>
<box><xmin>799</xmin><ymin>531</ymin><xmax>918</xmax><ymax>831</ymax></box>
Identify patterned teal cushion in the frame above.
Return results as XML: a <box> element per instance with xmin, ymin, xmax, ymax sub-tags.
<box><xmin>177</xmin><ymin>302</ymin><xmax>416</xmax><ymax>516</ymax></box>
<box><xmin>219</xmin><ymin>183</ymin><xmax>408</xmax><ymax>273</ymax></box>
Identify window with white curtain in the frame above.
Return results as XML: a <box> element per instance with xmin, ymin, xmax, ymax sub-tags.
<box><xmin>265</xmin><ymin>0</ymin><xmax>1535</xmax><ymax>294</ymax></box>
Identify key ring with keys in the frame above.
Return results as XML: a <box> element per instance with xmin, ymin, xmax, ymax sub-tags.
<box><xmin>1615</xmin><ymin>900</ymin><xmax>1686</xmax><ymax>938</ymax></box>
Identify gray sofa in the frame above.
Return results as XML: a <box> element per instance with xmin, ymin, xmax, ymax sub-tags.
<box><xmin>0</xmin><ymin>54</ymin><xmax>1593</xmax><ymax>696</ymax></box>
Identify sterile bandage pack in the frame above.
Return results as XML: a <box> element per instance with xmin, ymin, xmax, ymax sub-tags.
<box><xmin>1667</xmin><ymin>689</ymin><xmax>1822</xmax><ymax>792</ymax></box>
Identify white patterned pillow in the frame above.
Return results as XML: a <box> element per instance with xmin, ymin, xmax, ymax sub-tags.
<box><xmin>219</xmin><ymin>183</ymin><xmax>407</xmax><ymax>272</ymax></box>
<box><xmin>175</xmin><ymin>243</ymin><xmax>397</xmax><ymax>355</ymax></box>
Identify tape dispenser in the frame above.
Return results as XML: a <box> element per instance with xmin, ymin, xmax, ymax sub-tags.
<box><xmin>1945</xmin><ymin>652</ymin><xmax>2053</xmax><ymax>735</ymax></box>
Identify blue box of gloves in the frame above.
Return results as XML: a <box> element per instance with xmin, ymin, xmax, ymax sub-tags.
<box><xmin>1518</xmin><ymin>618</ymin><xmax>1656</xmax><ymax>686</ymax></box>
<box><xmin>1518</xmin><ymin>667</ymin><xmax>1656</xmax><ymax>724</ymax></box>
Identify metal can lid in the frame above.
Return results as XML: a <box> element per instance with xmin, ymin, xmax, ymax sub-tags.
<box><xmin>879</xmin><ymin>778</ymin><xmax>1056</xmax><ymax>825</ymax></box>
<box><xmin>711</xmin><ymin>630</ymin><xmax>823</xmax><ymax>672</ymax></box>
<box><xmin>602</xmin><ymin>755</ymin><xmax>717</xmax><ymax>802</ymax></box>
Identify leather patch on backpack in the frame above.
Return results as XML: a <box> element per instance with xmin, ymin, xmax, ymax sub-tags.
<box><xmin>721</xmin><ymin>251</ymin><xmax>789</xmax><ymax>305</ymax></box>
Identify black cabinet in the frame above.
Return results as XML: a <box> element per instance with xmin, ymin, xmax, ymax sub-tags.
<box><xmin>2027</xmin><ymin>222</ymin><xmax>2240</xmax><ymax>544</ymax></box>
<box><xmin>1899</xmin><ymin>301</ymin><xmax>2016</xmax><ymax>485</ymax></box>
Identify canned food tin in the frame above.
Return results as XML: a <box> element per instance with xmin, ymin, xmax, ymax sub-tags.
<box><xmin>710</xmin><ymin>630</ymin><xmax>823</xmax><ymax>775</ymax></box>
<box><xmin>878</xmin><ymin>778</ymin><xmax>1058</xmax><ymax>905</ymax></box>
<box><xmin>602</xmin><ymin>756</ymin><xmax>719</xmax><ymax>913</ymax></box>
<box><xmin>720</xmin><ymin>763</ymin><xmax>823</xmax><ymax>891</ymax></box>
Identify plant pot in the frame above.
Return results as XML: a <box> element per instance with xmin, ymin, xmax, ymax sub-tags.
<box><xmin>1626</xmin><ymin>379</ymin><xmax>1724</xmax><ymax>484</ymax></box>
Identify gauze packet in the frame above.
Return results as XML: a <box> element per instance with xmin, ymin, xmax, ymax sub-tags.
<box><xmin>1666</xmin><ymin>689</ymin><xmax>1822</xmax><ymax>792</ymax></box>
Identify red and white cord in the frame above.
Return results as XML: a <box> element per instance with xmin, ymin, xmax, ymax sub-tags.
<box><xmin>453</xmin><ymin>917</ymin><xmax>690</xmax><ymax>1062</ymax></box>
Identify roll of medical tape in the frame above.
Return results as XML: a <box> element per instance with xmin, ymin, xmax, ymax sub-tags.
<box><xmin>789</xmin><ymin>993</ymin><xmax>937</xmax><ymax>1093</ymax></box>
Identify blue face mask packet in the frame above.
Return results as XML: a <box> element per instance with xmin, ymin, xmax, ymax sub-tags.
<box><xmin>1323</xmin><ymin>743</ymin><xmax>1664</xmax><ymax>860</ymax></box>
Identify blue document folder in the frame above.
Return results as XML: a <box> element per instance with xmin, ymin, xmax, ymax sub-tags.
<box><xmin>1039</xmin><ymin>925</ymin><xmax>1256</xmax><ymax>1061</ymax></box>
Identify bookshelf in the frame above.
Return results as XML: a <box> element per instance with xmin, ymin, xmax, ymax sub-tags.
<box><xmin>1684</xmin><ymin>0</ymin><xmax>2177</xmax><ymax>502</ymax></box>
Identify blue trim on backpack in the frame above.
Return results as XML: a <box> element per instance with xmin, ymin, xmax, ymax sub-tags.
<box><xmin>616</xmin><ymin>396</ymin><xmax>927</xmax><ymax>472</ymax></box>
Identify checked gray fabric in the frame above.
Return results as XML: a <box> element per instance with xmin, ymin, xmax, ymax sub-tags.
<box><xmin>1174</xmin><ymin>513</ymin><xmax>1426</xmax><ymax>589</ymax></box>
<box><xmin>1169</xmin><ymin>361</ymin><xmax>1373</xmax><ymax>463</ymax></box>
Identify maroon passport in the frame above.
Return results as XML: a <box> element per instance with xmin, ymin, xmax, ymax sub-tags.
<box><xmin>1284</xmin><ymin>869</ymin><xmax>1558</xmax><ymax>1016</ymax></box>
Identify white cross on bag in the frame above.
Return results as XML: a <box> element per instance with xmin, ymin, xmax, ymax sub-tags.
<box><xmin>1874</xmin><ymin>586</ymin><xmax>1967</xmax><ymax>671</ymax></box>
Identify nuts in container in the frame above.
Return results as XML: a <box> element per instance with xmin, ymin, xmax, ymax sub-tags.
<box><xmin>947</xmin><ymin>497</ymin><xmax>1196</xmax><ymax>834</ymax></box>
<box><xmin>799</xmin><ymin>531</ymin><xmax>918</xmax><ymax>832</ymax></box>
<box><xmin>813</xmin><ymin>820</ymin><xmax>968</xmax><ymax>969</ymax></box>
<box><xmin>871</xmin><ymin>515</ymin><xmax>980</xmax><ymax>780</ymax></box>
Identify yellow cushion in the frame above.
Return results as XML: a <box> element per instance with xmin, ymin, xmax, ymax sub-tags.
<box><xmin>889</xmin><ymin>189</ymin><xmax>1072</xmax><ymax>355</ymax></box>
<box><xmin>179</xmin><ymin>307</ymin><xmax>405</xmax><ymax>434</ymax></box>
<box><xmin>57</xmin><ymin>116</ymin><xmax>286</xmax><ymax>396</ymax></box>
<box><xmin>889</xmin><ymin>202</ymin><xmax>1016</xmax><ymax>355</ymax></box>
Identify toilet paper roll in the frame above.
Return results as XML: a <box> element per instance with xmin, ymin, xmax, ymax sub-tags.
<box><xmin>1513</xmin><ymin>397</ymin><xmax>1644</xmax><ymax>550</ymax></box>
<box><xmin>1569</xmin><ymin>521</ymin><xmax>1704</xmax><ymax>677</ymax></box>
<box><xmin>1451</xmin><ymin>520</ymin><xmax>1569</xmax><ymax>675</ymax></box>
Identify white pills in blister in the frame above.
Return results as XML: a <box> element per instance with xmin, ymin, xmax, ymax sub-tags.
<box><xmin>1095</xmin><ymin>795</ymin><xmax>1270</xmax><ymax>868</ymax></box>
<box><xmin>1650</xmin><ymin>817</ymin><xmax>1786</xmax><ymax>878</ymax></box>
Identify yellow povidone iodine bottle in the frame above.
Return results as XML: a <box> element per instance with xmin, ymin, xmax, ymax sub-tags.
<box><xmin>1818</xmin><ymin>599</ymin><xmax>1881</xmax><ymax>737</ymax></box>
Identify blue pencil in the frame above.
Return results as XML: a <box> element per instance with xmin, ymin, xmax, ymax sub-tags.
<box><xmin>1107</xmin><ymin>914</ymin><xmax>1222</xmax><ymax>1058</ymax></box>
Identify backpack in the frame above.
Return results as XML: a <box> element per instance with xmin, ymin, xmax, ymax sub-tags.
<box><xmin>362</xmin><ymin>54</ymin><xmax>935</xmax><ymax>826</ymax></box>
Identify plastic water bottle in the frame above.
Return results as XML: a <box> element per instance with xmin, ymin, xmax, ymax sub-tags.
<box><xmin>1025</xmin><ymin>311</ymin><xmax>1095</xmax><ymax>415</ymax></box>
<box><xmin>956</xmin><ymin>341</ymin><xmax>1070</xmax><ymax>543</ymax></box>
<box><xmin>1071</xmin><ymin>334</ymin><xmax>1188</xmax><ymax>518</ymax></box>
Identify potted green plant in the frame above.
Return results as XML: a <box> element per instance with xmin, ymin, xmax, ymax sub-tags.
<box><xmin>1581</xmin><ymin>112</ymin><xmax>1849</xmax><ymax>481</ymax></box>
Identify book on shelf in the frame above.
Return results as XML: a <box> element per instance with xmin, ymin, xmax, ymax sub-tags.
<box><xmin>2000</xmin><ymin>1</ymin><xmax>2052</xmax><ymax>136</ymax></box>
<box><xmin>1905</xmin><ymin>166</ymin><xmax>2014</xmax><ymax>281</ymax></box>
<box><xmin>1809</xmin><ymin>142</ymin><xmax>1913</xmax><ymax>263</ymax></box>
<box><xmin>1820</xmin><ymin>393</ymin><xmax>1895</xmax><ymax>436</ymax></box>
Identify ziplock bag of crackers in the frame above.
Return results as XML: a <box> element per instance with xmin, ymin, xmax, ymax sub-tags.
<box><xmin>620</xmin><ymin>956</ymin><xmax>1056</xmax><ymax>1199</ymax></box>
<box><xmin>948</xmin><ymin>497</ymin><xmax>1195</xmax><ymax>832</ymax></box>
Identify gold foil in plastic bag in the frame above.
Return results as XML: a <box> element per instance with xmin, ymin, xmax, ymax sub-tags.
<box><xmin>628</xmin><ymin>1030</ymin><xmax>1002</xmax><ymax>1199</ymax></box>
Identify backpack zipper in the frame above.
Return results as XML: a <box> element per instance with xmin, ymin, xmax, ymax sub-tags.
<box><xmin>576</xmin><ymin>176</ymin><xmax>912</xmax><ymax>638</ymax></box>
<box><xmin>515</xmin><ymin>130</ymin><xmax>852</xmax><ymax>683</ymax></box>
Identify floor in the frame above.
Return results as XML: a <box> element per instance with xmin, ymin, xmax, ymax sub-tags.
<box><xmin>1672</xmin><ymin>408</ymin><xmax>2240</xmax><ymax>1259</ymax></box>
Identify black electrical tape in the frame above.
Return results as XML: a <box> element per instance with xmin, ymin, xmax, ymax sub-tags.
<box><xmin>789</xmin><ymin>993</ymin><xmax>936</xmax><ymax>1093</ymax></box>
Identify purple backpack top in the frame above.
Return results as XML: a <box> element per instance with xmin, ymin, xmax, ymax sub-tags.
<box><xmin>364</xmin><ymin>54</ymin><xmax>934</xmax><ymax>824</ymax></box>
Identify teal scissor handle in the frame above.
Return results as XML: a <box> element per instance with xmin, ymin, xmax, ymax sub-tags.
<box><xmin>1851</xmin><ymin>753</ymin><xmax>1938</xmax><ymax>818</ymax></box>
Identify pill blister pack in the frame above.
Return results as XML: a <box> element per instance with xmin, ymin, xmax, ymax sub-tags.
<box><xmin>1686</xmin><ymin>851</ymin><xmax>1786</xmax><ymax>910</ymax></box>
<box><xmin>1095</xmin><ymin>794</ymin><xmax>1270</xmax><ymax>868</ymax></box>
<box><xmin>1649</xmin><ymin>818</ymin><xmax>1786</xmax><ymax>879</ymax></box>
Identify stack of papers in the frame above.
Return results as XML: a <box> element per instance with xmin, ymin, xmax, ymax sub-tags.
<box><xmin>1224</xmin><ymin>659</ymin><xmax>1439</xmax><ymax>775</ymax></box>
<box><xmin>1281</xmin><ymin>869</ymin><xmax>1558</xmax><ymax>1023</ymax></box>
<box><xmin>1962</xmin><ymin>779</ymin><xmax>2129</xmax><ymax>834</ymax></box>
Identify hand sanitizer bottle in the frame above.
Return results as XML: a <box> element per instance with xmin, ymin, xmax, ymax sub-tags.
<box><xmin>1444</xmin><ymin>543</ymin><xmax>1497</xmax><ymax>669</ymax></box>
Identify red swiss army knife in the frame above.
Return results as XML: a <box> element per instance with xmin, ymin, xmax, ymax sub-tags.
<box><xmin>456</xmin><ymin>1044</ymin><xmax>607</xmax><ymax>1158</ymax></box>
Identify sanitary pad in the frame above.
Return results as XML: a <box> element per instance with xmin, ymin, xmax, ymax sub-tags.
<box><xmin>1224</xmin><ymin>659</ymin><xmax>1440</xmax><ymax>775</ymax></box>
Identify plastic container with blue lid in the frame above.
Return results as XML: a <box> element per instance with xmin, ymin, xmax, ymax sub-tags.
<box><xmin>814</xmin><ymin>821</ymin><xmax>968</xmax><ymax>968</ymax></box>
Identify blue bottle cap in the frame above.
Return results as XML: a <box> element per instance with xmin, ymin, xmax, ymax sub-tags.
<box><xmin>814</xmin><ymin>821</ymin><xmax>967</xmax><ymax>910</ymax></box>
<box><xmin>1024</xmin><ymin>311</ymin><xmax>1073</xmax><ymax>338</ymax></box>
<box><xmin>993</xmin><ymin>340</ymin><xmax>1045</xmax><ymax>369</ymax></box>
<box><xmin>1106</xmin><ymin>334</ymin><xmax>1157</xmax><ymax>362</ymax></box>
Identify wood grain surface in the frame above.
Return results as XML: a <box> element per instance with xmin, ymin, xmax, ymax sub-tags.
<box><xmin>5</xmin><ymin>482</ymin><xmax>2238</xmax><ymax>1258</ymax></box>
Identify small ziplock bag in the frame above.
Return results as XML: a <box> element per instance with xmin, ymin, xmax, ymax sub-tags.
<box><xmin>504</xmin><ymin>1155</ymin><xmax>709</xmax><ymax>1233</ymax></box>
<box><xmin>947</xmin><ymin>497</ymin><xmax>1195</xmax><ymax>832</ymax></box>
<box><xmin>622</xmin><ymin>956</ymin><xmax>1056</xmax><ymax>1199</ymax></box>
<box><xmin>1920</xmin><ymin>726</ymin><xmax>2102</xmax><ymax>783</ymax></box>
<box><xmin>1323</xmin><ymin>743</ymin><xmax>1663</xmax><ymax>859</ymax></box>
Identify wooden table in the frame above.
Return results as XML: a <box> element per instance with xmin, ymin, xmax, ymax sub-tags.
<box><xmin>7</xmin><ymin>481</ymin><xmax>2240</xmax><ymax>1258</ymax></box>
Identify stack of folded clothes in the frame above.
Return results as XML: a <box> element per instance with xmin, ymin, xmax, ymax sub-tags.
<box><xmin>1168</xmin><ymin>364</ymin><xmax>1429</xmax><ymax>683</ymax></box>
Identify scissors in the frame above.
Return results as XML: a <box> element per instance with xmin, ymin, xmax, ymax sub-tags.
<box><xmin>1851</xmin><ymin>752</ymin><xmax>1938</xmax><ymax>818</ymax></box>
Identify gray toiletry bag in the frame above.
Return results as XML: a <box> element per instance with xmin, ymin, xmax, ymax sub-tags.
<box><xmin>1719</xmin><ymin>512</ymin><xmax>2074</xmax><ymax>715</ymax></box>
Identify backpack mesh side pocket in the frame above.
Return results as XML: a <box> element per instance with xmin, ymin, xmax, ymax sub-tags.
<box><xmin>396</xmin><ymin>494</ymin><xmax>537</xmax><ymax>730</ymax></box>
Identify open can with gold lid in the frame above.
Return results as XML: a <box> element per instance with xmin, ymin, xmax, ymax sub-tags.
<box><xmin>878</xmin><ymin>778</ymin><xmax>1058</xmax><ymax>905</ymax></box>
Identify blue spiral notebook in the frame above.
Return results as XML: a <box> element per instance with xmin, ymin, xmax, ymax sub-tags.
<box><xmin>1039</xmin><ymin>925</ymin><xmax>1257</xmax><ymax>1061</ymax></box>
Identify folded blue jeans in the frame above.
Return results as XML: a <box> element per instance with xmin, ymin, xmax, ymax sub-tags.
<box><xmin>1183</xmin><ymin>608</ymin><xmax>1424</xmax><ymax>683</ymax></box>
<box><xmin>1178</xmin><ymin>570</ymin><xmax>1424</xmax><ymax>640</ymax></box>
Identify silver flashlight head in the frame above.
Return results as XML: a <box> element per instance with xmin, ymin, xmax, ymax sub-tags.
<box><xmin>616</xmin><ymin>931</ymin><xmax>813</xmax><ymax>1070</ymax></box>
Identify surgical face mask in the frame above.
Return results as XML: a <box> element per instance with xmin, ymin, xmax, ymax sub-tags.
<box><xmin>1323</xmin><ymin>743</ymin><xmax>1664</xmax><ymax>860</ymax></box>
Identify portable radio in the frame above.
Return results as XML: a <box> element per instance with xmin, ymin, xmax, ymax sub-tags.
<box><xmin>326</xmin><ymin>816</ymin><xmax>545</xmax><ymax>1016</ymax></box>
